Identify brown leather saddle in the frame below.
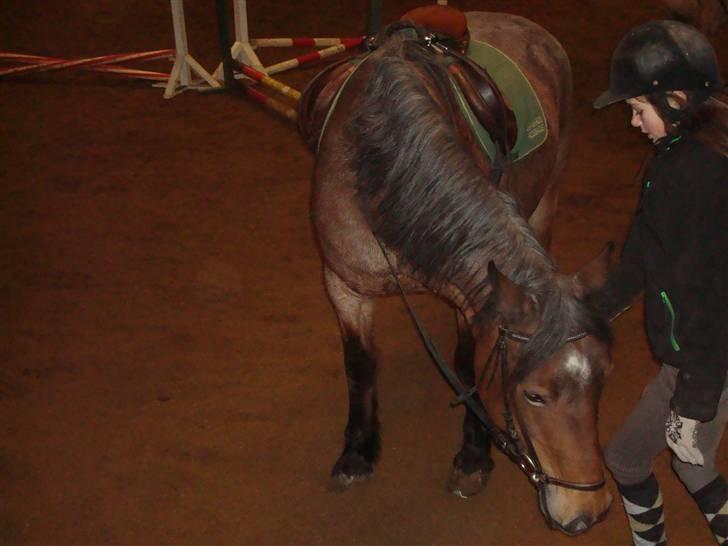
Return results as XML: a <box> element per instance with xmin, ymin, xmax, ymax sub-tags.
<box><xmin>298</xmin><ymin>7</ymin><xmax>517</xmax><ymax>160</ymax></box>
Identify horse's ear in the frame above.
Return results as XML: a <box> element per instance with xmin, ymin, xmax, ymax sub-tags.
<box><xmin>488</xmin><ymin>261</ymin><xmax>533</xmax><ymax>321</ymax></box>
<box><xmin>572</xmin><ymin>242</ymin><xmax>615</xmax><ymax>299</ymax></box>
<box><xmin>527</xmin><ymin>185</ymin><xmax>557</xmax><ymax>250</ymax></box>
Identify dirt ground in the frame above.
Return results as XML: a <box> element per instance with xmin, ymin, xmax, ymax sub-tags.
<box><xmin>1</xmin><ymin>1</ymin><xmax>726</xmax><ymax>545</ymax></box>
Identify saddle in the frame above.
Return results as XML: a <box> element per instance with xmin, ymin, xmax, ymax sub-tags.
<box><xmin>298</xmin><ymin>6</ymin><xmax>518</xmax><ymax>159</ymax></box>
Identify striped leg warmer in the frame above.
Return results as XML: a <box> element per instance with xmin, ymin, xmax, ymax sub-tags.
<box><xmin>617</xmin><ymin>474</ymin><xmax>667</xmax><ymax>546</ymax></box>
<box><xmin>692</xmin><ymin>476</ymin><xmax>728</xmax><ymax>545</ymax></box>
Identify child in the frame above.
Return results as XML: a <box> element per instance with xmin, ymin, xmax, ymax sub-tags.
<box><xmin>592</xmin><ymin>20</ymin><xmax>728</xmax><ymax>546</ymax></box>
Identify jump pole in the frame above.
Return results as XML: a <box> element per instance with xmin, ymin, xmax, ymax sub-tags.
<box><xmin>163</xmin><ymin>0</ymin><xmax>221</xmax><ymax>98</ymax></box>
<box><xmin>0</xmin><ymin>51</ymin><xmax>173</xmax><ymax>79</ymax></box>
<box><xmin>209</xmin><ymin>0</ymin><xmax>299</xmax><ymax>122</ymax></box>
<box><xmin>212</xmin><ymin>0</ymin><xmax>264</xmax><ymax>80</ymax></box>
<box><xmin>232</xmin><ymin>0</ymin><xmax>265</xmax><ymax>70</ymax></box>
<box><xmin>0</xmin><ymin>1</ymin><xmax>222</xmax><ymax>98</ymax></box>
<box><xmin>213</xmin><ymin>0</ymin><xmax>370</xmax><ymax>80</ymax></box>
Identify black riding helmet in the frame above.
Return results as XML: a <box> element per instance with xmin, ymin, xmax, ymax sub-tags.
<box><xmin>594</xmin><ymin>20</ymin><xmax>722</xmax><ymax>109</ymax></box>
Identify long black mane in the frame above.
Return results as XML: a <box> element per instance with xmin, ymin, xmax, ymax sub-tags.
<box><xmin>349</xmin><ymin>27</ymin><xmax>611</xmax><ymax>376</ymax></box>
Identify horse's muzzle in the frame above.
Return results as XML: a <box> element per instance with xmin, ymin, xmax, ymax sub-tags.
<box><xmin>540</xmin><ymin>486</ymin><xmax>613</xmax><ymax>535</ymax></box>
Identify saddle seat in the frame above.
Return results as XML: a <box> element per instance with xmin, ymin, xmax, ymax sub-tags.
<box><xmin>298</xmin><ymin>7</ymin><xmax>519</xmax><ymax>159</ymax></box>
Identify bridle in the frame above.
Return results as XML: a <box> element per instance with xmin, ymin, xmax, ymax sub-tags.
<box><xmin>462</xmin><ymin>325</ymin><xmax>604</xmax><ymax>490</ymax></box>
<box><xmin>474</xmin><ymin>326</ymin><xmax>606</xmax><ymax>528</ymax></box>
<box><xmin>386</xmin><ymin>269</ymin><xmax>607</xmax><ymax>527</ymax></box>
<box><xmin>373</xmin><ymin>229</ymin><xmax>607</xmax><ymax>527</ymax></box>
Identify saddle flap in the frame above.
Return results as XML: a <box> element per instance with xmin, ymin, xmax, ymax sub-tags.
<box><xmin>446</xmin><ymin>50</ymin><xmax>518</xmax><ymax>157</ymax></box>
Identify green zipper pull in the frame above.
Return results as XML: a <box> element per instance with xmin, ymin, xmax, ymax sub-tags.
<box><xmin>660</xmin><ymin>291</ymin><xmax>681</xmax><ymax>351</ymax></box>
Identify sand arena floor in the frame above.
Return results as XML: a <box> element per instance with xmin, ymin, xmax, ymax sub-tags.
<box><xmin>1</xmin><ymin>0</ymin><xmax>726</xmax><ymax>544</ymax></box>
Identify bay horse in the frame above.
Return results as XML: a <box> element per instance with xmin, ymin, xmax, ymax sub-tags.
<box><xmin>302</xmin><ymin>12</ymin><xmax>615</xmax><ymax>535</ymax></box>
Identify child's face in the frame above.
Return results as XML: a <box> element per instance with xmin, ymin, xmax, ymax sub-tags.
<box><xmin>625</xmin><ymin>97</ymin><xmax>667</xmax><ymax>142</ymax></box>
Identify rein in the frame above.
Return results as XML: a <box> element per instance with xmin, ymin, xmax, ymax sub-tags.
<box><xmin>376</xmin><ymin>238</ymin><xmax>605</xmax><ymax>494</ymax></box>
<box><xmin>374</xmin><ymin>237</ymin><xmax>606</xmax><ymax>528</ymax></box>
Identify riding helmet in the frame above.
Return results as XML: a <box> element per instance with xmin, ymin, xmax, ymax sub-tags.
<box><xmin>594</xmin><ymin>20</ymin><xmax>723</xmax><ymax>109</ymax></box>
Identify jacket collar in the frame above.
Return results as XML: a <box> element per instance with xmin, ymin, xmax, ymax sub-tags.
<box><xmin>654</xmin><ymin>134</ymin><xmax>684</xmax><ymax>155</ymax></box>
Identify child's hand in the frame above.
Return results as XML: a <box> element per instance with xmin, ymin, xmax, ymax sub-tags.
<box><xmin>665</xmin><ymin>410</ymin><xmax>704</xmax><ymax>466</ymax></box>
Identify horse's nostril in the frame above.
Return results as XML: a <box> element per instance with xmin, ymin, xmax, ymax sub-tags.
<box><xmin>563</xmin><ymin>514</ymin><xmax>593</xmax><ymax>535</ymax></box>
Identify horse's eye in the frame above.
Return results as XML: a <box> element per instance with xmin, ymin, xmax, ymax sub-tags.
<box><xmin>523</xmin><ymin>391</ymin><xmax>546</xmax><ymax>407</ymax></box>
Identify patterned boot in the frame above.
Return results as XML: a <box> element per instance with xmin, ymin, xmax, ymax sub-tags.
<box><xmin>617</xmin><ymin>474</ymin><xmax>667</xmax><ymax>546</ymax></box>
<box><xmin>692</xmin><ymin>476</ymin><xmax>728</xmax><ymax>545</ymax></box>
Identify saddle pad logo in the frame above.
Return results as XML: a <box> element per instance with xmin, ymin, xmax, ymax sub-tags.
<box><xmin>527</xmin><ymin>117</ymin><xmax>546</xmax><ymax>140</ymax></box>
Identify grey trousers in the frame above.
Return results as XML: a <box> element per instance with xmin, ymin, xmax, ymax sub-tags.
<box><xmin>604</xmin><ymin>364</ymin><xmax>728</xmax><ymax>493</ymax></box>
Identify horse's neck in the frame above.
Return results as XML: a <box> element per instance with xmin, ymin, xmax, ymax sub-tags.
<box><xmin>437</xmin><ymin>228</ymin><xmax>554</xmax><ymax>323</ymax></box>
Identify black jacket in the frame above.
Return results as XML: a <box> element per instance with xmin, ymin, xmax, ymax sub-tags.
<box><xmin>594</xmin><ymin>134</ymin><xmax>728</xmax><ymax>421</ymax></box>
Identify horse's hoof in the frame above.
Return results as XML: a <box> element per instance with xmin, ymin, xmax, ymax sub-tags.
<box><xmin>329</xmin><ymin>453</ymin><xmax>373</xmax><ymax>491</ymax></box>
<box><xmin>446</xmin><ymin>467</ymin><xmax>490</xmax><ymax>498</ymax></box>
<box><xmin>329</xmin><ymin>470</ymin><xmax>372</xmax><ymax>492</ymax></box>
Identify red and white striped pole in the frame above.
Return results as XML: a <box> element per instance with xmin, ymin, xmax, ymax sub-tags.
<box><xmin>0</xmin><ymin>50</ymin><xmax>173</xmax><ymax>79</ymax></box>
<box><xmin>245</xmin><ymin>85</ymin><xmax>298</xmax><ymax>121</ymax></box>
<box><xmin>0</xmin><ymin>1</ymin><xmax>223</xmax><ymax>97</ymax></box>
<box><xmin>251</xmin><ymin>37</ymin><xmax>364</xmax><ymax>48</ymax></box>
<box><xmin>264</xmin><ymin>37</ymin><xmax>364</xmax><ymax>75</ymax></box>
<box><xmin>238</xmin><ymin>62</ymin><xmax>301</xmax><ymax>101</ymax></box>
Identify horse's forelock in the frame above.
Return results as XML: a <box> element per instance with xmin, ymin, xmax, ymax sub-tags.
<box><xmin>515</xmin><ymin>285</ymin><xmax>613</xmax><ymax>382</ymax></box>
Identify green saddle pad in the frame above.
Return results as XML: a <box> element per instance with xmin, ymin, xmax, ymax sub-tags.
<box><xmin>317</xmin><ymin>36</ymin><xmax>548</xmax><ymax>161</ymax></box>
<box><xmin>452</xmin><ymin>39</ymin><xmax>548</xmax><ymax>162</ymax></box>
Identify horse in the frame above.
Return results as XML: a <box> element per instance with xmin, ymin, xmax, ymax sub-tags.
<box><xmin>300</xmin><ymin>11</ymin><xmax>615</xmax><ymax>535</ymax></box>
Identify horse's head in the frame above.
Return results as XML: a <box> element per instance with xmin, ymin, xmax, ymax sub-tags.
<box><xmin>477</xmin><ymin>245</ymin><xmax>615</xmax><ymax>535</ymax></box>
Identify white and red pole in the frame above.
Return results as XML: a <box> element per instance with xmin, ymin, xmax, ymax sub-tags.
<box><xmin>164</xmin><ymin>0</ymin><xmax>221</xmax><ymax>98</ymax></box>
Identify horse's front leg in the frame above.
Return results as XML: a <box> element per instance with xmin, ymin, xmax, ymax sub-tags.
<box><xmin>447</xmin><ymin>311</ymin><xmax>494</xmax><ymax>498</ymax></box>
<box><xmin>324</xmin><ymin>266</ymin><xmax>380</xmax><ymax>489</ymax></box>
